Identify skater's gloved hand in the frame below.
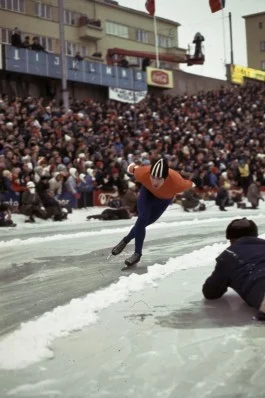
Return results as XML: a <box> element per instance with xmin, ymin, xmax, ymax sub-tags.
<box><xmin>75</xmin><ymin>192</ymin><xmax>81</xmax><ymax>199</ymax></box>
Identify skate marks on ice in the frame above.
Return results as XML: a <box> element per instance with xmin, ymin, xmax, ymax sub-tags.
<box><xmin>107</xmin><ymin>250</ymin><xmax>148</xmax><ymax>275</ymax></box>
<box><xmin>120</xmin><ymin>263</ymin><xmax>148</xmax><ymax>274</ymax></box>
<box><xmin>155</xmin><ymin>294</ymin><xmax>257</xmax><ymax>329</ymax></box>
<box><xmin>123</xmin><ymin>295</ymin><xmax>257</xmax><ymax>328</ymax></box>
<box><xmin>0</xmin><ymin>237</ymin><xmax>173</xmax><ymax>336</ymax></box>
<box><xmin>0</xmin><ymin>249</ymin><xmax>130</xmax><ymax>336</ymax></box>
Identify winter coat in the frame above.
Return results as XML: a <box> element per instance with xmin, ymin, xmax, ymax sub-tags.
<box><xmin>87</xmin><ymin>207</ymin><xmax>131</xmax><ymax>221</ymax></box>
<box><xmin>49</xmin><ymin>177</ymin><xmax>62</xmax><ymax>196</ymax></box>
<box><xmin>247</xmin><ymin>183</ymin><xmax>262</xmax><ymax>207</ymax></box>
<box><xmin>182</xmin><ymin>190</ymin><xmax>200</xmax><ymax>210</ymax></box>
<box><xmin>215</xmin><ymin>187</ymin><xmax>228</xmax><ymax>206</ymax></box>
<box><xmin>122</xmin><ymin>189</ymin><xmax>137</xmax><ymax>213</ymax></box>
<box><xmin>21</xmin><ymin>191</ymin><xmax>43</xmax><ymax>207</ymax></box>
<box><xmin>202</xmin><ymin>237</ymin><xmax>265</xmax><ymax>310</ymax></box>
<box><xmin>66</xmin><ymin>175</ymin><xmax>77</xmax><ymax>194</ymax></box>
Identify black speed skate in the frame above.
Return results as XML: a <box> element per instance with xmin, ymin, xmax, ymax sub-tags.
<box><xmin>112</xmin><ymin>239</ymin><xmax>127</xmax><ymax>255</ymax></box>
<box><xmin>125</xmin><ymin>252</ymin><xmax>141</xmax><ymax>267</ymax></box>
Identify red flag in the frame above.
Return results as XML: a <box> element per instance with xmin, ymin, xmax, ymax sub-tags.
<box><xmin>145</xmin><ymin>0</ymin><xmax>155</xmax><ymax>16</ymax></box>
<box><xmin>209</xmin><ymin>0</ymin><xmax>225</xmax><ymax>13</ymax></box>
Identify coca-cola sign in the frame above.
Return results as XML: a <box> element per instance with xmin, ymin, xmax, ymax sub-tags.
<box><xmin>151</xmin><ymin>70</ymin><xmax>169</xmax><ymax>86</ymax></box>
<box><xmin>147</xmin><ymin>67</ymin><xmax>174</xmax><ymax>88</ymax></box>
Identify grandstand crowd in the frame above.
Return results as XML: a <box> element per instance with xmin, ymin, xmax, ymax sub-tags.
<box><xmin>0</xmin><ymin>82</ymin><xmax>264</xmax><ymax>223</ymax></box>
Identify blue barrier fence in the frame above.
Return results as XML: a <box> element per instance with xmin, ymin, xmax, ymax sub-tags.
<box><xmin>3</xmin><ymin>45</ymin><xmax>147</xmax><ymax>91</ymax></box>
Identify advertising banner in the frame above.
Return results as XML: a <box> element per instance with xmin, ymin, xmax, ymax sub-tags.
<box><xmin>1</xmin><ymin>191</ymin><xmax>20</xmax><ymax>211</ymax></box>
<box><xmin>109</xmin><ymin>87</ymin><xmax>147</xmax><ymax>103</ymax></box>
<box><xmin>230</xmin><ymin>64</ymin><xmax>265</xmax><ymax>85</ymax></box>
<box><xmin>93</xmin><ymin>190</ymin><xmax>119</xmax><ymax>207</ymax></box>
<box><xmin>146</xmin><ymin>67</ymin><xmax>174</xmax><ymax>88</ymax></box>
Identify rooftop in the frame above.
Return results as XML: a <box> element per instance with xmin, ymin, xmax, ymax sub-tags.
<box><xmin>242</xmin><ymin>11</ymin><xmax>265</xmax><ymax>19</ymax></box>
<box><xmin>97</xmin><ymin>0</ymin><xmax>181</xmax><ymax>26</ymax></box>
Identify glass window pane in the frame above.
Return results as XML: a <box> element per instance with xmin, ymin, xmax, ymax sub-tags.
<box><xmin>13</xmin><ymin>0</ymin><xmax>18</xmax><ymax>11</ymax></box>
<box><xmin>19</xmin><ymin>0</ymin><xmax>24</xmax><ymax>12</ymax></box>
<box><xmin>47</xmin><ymin>6</ymin><xmax>51</xmax><ymax>19</ymax></box>
<box><xmin>35</xmin><ymin>2</ymin><xmax>39</xmax><ymax>16</ymax></box>
<box><xmin>47</xmin><ymin>38</ymin><xmax>52</xmax><ymax>52</ymax></box>
<box><xmin>1</xmin><ymin>28</ymin><xmax>7</xmax><ymax>43</ymax></box>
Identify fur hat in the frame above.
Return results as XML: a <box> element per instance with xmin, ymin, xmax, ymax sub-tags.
<box><xmin>226</xmin><ymin>218</ymin><xmax>258</xmax><ymax>240</ymax></box>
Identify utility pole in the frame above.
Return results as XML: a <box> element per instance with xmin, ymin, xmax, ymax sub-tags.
<box><xmin>229</xmin><ymin>12</ymin><xmax>234</xmax><ymax>65</ymax></box>
<box><xmin>58</xmin><ymin>0</ymin><xmax>69</xmax><ymax>110</ymax></box>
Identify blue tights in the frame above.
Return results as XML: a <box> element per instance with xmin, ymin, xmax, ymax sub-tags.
<box><xmin>123</xmin><ymin>187</ymin><xmax>172</xmax><ymax>254</ymax></box>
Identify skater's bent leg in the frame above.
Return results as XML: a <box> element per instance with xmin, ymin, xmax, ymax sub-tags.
<box><xmin>134</xmin><ymin>200</ymin><xmax>171</xmax><ymax>254</ymax></box>
<box><xmin>123</xmin><ymin>188</ymin><xmax>151</xmax><ymax>252</ymax></box>
<box><xmin>146</xmin><ymin>199</ymin><xmax>172</xmax><ymax>226</ymax></box>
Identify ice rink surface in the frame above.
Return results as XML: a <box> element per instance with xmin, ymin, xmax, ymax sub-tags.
<box><xmin>1</xmin><ymin>202</ymin><xmax>265</xmax><ymax>398</ymax></box>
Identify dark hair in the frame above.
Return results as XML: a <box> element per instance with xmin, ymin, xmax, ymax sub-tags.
<box><xmin>226</xmin><ymin>218</ymin><xmax>258</xmax><ymax>240</ymax></box>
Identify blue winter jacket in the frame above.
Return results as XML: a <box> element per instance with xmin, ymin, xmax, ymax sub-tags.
<box><xmin>202</xmin><ymin>237</ymin><xmax>265</xmax><ymax>309</ymax></box>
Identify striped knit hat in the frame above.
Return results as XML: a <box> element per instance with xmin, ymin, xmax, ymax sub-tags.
<box><xmin>150</xmin><ymin>158</ymin><xmax>169</xmax><ymax>179</ymax></box>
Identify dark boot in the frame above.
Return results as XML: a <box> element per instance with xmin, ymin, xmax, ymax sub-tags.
<box><xmin>112</xmin><ymin>239</ymin><xmax>127</xmax><ymax>255</ymax></box>
<box><xmin>125</xmin><ymin>252</ymin><xmax>141</xmax><ymax>267</ymax></box>
<box><xmin>255</xmin><ymin>311</ymin><xmax>265</xmax><ymax>321</ymax></box>
<box><xmin>25</xmin><ymin>216</ymin><xmax>35</xmax><ymax>223</ymax></box>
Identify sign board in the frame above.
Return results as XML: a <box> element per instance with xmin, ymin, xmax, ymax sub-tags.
<box><xmin>230</xmin><ymin>64</ymin><xmax>265</xmax><ymax>85</ymax></box>
<box><xmin>4</xmin><ymin>46</ymin><xmax>147</xmax><ymax>91</ymax></box>
<box><xmin>109</xmin><ymin>87</ymin><xmax>147</xmax><ymax>104</ymax></box>
<box><xmin>93</xmin><ymin>190</ymin><xmax>119</xmax><ymax>207</ymax></box>
<box><xmin>146</xmin><ymin>67</ymin><xmax>174</xmax><ymax>88</ymax></box>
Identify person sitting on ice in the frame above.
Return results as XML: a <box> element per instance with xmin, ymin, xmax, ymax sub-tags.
<box><xmin>247</xmin><ymin>180</ymin><xmax>264</xmax><ymax>209</ymax></box>
<box><xmin>20</xmin><ymin>181</ymin><xmax>47</xmax><ymax>223</ymax></box>
<box><xmin>202</xmin><ymin>218</ymin><xmax>265</xmax><ymax>321</ymax></box>
<box><xmin>181</xmin><ymin>187</ymin><xmax>206</xmax><ymax>212</ymax></box>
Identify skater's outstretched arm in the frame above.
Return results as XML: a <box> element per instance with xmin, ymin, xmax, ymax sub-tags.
<box><xmin>202</xmin><ymin>258</ymin><xmax>228</xmax><ymax>299</ymax></box>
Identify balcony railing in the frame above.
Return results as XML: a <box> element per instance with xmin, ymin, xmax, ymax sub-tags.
<box><xmin>78</xmin><ymin>17</ymin><xmax>103</xmax><ymax>41</ymax></box>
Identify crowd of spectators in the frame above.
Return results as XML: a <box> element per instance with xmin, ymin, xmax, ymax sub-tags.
<box><xmin>0</xmin><ymin>82</ymin><xmax>265</xmax><ymax>222</ymax></box>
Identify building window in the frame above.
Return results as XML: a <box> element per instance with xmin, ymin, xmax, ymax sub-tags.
<box><xmin>1</xmin><ymin>0</ymin><xmax>25</xmax><ymax>12</ymax></box>
<box><xmin>35</xmin><ymin>2</ymin><xmax>52</xmax><ymax>20</ymax></box>
<box><xmin>35</xmin><ymin>36</ymin><xmax>53</xmax><ymax>52</ymax></box>
<box><xmin>127</xmin><ymin>56</ymin><xmax>140</xmax><ymax>67</ymax></box>
<box><xmin>259</xmin><ymin>22</ymin><xmax>263</xmax><ymax>29</ymax></box>
<box><xmin>261</xmin><ymin>61</ymin><xmax>265</xmax><ymax>70</ymax></box>
<box><xmin>106</xmin><ymin>22</ymin><xmax>129</xmax><ymax>38</ymax></box>
<box><xmin>158</xmin><ymin>35</ymin><xmax>168</xmax><ymax>48</ymax></box>
<box><xmin>0</xmin><ymin>27</ymin><xmax>12</xmax><ymax>44</ymax></box>
<box><xmin>167</xmin><ymin>37</ymin><xmax>175</xmax><ymax>48</ymax></box>
<box><xmin>65</xmin><ymin>41</ymin><xmax>78</xmax><ymax>56</ymax></box>
<box><xmin>64</xmin><ymin>10</ymin><xmax>77</xmax><ymax>25</ymax></box>
<box><xmin>80</xmin><ymin>45</ymin><xmax>87</xmax><ymax>58</ymax></box>
<box><xmin>136</xmin><ymin>29</ymin><xmax>149</xmax><ymax>43</ymax></box>
<box><xmin>65</xmin><ymin>42</ymin><xmax>87</xmax><ymax>58</ymax></box>
<box><xmin>260</xmin><ymin>41</ymin><xmax>265</xmax><ymax>51</ymax></box>
<box><xmin>158</xmin><ymin>34</ymin><xmax>175</xmax><ymax>48</ymax></box>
